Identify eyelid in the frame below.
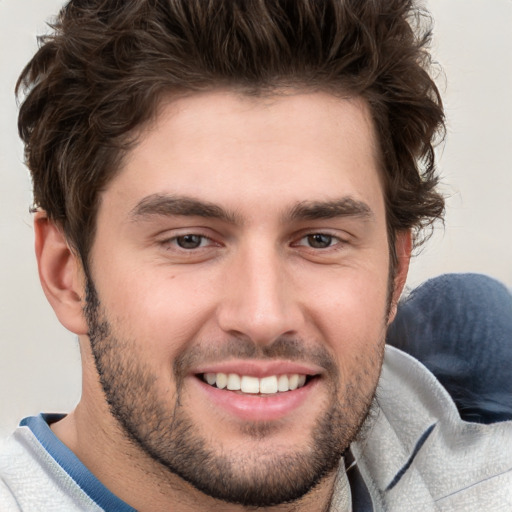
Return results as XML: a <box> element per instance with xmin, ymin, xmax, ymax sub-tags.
<box><xmin>174</xmin><ymin>234</ymin><xmax>211</xmax><ymax>249</ymax></box>
<box><xmin>156</xmin><ymin>228</ymin><xmax>222</xmax><ymax>250</ymax></box>
<box><xmin>295</xmin><ymin>234</ymin><xmax>342</xmax><ymax>249</ymax></box>
<box><xmin>291</xmin><ymin>229</ymin><xmax>350</xmax><ymax>246</ymax></box>
<box><xmin>161</xmin><ymin>234</ymin><xmax>215</xmax><ymax>247</ymax></box>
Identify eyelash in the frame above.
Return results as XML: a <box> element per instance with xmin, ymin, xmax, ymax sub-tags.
<box><xmin>294</xmin><ymin>233</ymin><xmax>344</xmax><ymax>250</ymax></box>
<box><xmin>159</xmin><ymin>232</ymin><xmax>346</xmax><ymax>252</ymax></box>
<box><xmin>160</xmin><ymin>234</ymin><xmax>216</xmax><ymax>250</ymax></box>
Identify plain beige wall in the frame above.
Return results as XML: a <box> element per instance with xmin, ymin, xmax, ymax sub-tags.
<box><xmin>1</xmin><ymin>0</ymin><xmax>511</xmax><ymax>436</ymax></box>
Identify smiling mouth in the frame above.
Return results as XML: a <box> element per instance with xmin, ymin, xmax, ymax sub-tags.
<box><xmin>200</xmin><ymin>373</ymin><xmax>314</xmax><ymax>395</ymax></box>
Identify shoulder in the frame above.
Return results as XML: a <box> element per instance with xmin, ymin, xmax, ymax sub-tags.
<box><xmin>0</xmin><ymin>479</ymin><xmax>21</xmax><ymax>512</ymax></box>
<box><xmin>0</xmin><ymin>423</ymin><xmax>103</xmax><ymax>512</ymax></box>
<box><xmin>352</xmin><ymin>346</ymin><xmax>512</xmax><ymax>511</ymax></box>
<box><xmin>0</xmin><ymin>436</ymin><xmax>20</xmax><ymax>511</ymax></box>
<box><xmin>0</xmin><ymin>434</ymin><xmax>27</xmax><ymax>511</ymax></box>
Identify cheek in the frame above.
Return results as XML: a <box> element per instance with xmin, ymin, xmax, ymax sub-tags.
<box><xmin>94</xmin><ymin>260</ymin><xmax>220</xmax><ymax>353</ymax></box>
<box><xmin>306</xmin><ymin>261</ymin><xmax>390</xmax><ymax>324</ymax></box>
<box><xmin>303</xmin><ymin>266</ymin><xmax>389</xmax><ymax>367</ymax></box>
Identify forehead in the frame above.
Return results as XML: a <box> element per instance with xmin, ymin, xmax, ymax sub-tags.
<box><xmin>102</xmin><ymin>89</ymin><xmax>384</xmax><ymax>223</ymax></box>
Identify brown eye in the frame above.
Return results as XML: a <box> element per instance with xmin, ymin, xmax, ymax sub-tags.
<box><xmin>176</xmin><ymin>235</ymin><xmax>204</xmax><ymax>249</ymax></box>
<box><xmin>306</xmin><ymin>234</ymin><xmax>333</xmax><ymax>249</ymax></box>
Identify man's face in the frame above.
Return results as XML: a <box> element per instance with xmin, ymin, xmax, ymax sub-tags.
<box><xmin>84</xmin><ymin>90</ymin><xmax>402</xmax><ymax>506</ymax></box>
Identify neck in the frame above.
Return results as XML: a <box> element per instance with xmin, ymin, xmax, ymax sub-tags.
<box><xmin>51</xmin><ymin>402</ymin><xmax>345</xmax><ymax>512</ymax></box>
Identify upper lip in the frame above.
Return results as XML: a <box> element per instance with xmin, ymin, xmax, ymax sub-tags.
<box><xmin>192</xmin><ymin>360</ymin><xmax>323</xmax><ymax>378</ymax></box>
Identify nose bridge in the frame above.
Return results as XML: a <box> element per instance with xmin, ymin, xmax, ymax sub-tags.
<box><xmin>218</xmin><ymin>238</ymin><xmax>301</xmax><ymax>344</ymax></box>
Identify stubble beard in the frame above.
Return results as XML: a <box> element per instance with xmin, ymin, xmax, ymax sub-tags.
<box><xmin>84</xmin><ymin>278</ymin><xmax>385</xmax><ymax>507</ymax></box>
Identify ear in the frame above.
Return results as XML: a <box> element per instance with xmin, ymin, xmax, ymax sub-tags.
<box><xmin>388</xmin><ymin>230</ymin><xmax>412</xmax><ymax>324</ymax></box>
<box><xmin>34</xmin><ymin>211</ymin><xmax>88</xmax><ymax>335</ymax></box>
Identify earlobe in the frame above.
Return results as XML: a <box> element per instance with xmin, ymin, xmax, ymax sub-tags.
<box><xmin>388</xmin><ymin>230</ymin><xmax>413</xmax><ymax>324</ymax></box>
<box><xmin>34</xmin><ymin>211</ymin><xmax>88</xmax><ymax>335</ymax></box>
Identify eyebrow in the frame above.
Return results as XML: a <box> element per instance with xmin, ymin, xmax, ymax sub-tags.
<box><xmin>129</xmin><ymin>194</ymin><xmax>241</xmax><ymax>224</ymax></box>
<box><xmin>286</xmin><ymin>198</ymin><xmax>374</xmax><ymax>222</ymax></box>
<box><xmin>129</xmin><ymin>194</ymin><xmax>373</xmax><ymax>225</ymax></box>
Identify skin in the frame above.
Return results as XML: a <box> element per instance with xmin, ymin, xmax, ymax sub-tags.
<box><xmin>36</xmin><ymin>90</ymin><xmax>411</xmax><ymax>511</ymax></box>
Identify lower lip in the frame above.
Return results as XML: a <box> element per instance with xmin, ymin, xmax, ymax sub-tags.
<box><xmin>192</xmin><ymin>377</ymin><xmax>318</xmax><ymax>422</ymax></box>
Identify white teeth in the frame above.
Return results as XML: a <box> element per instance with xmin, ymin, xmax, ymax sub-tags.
<box><xmin>277</xmin><ymin>374</ymin><xmax>289</xmax><ymax>392</ymax></box>
<box><xmin>288</xmin><ymin>374</ymin><xmax>299</xmax><ymax>390</ymax></box>
<box><xmin>205</xmin><ymin>373</ymin><xmax>216</xmax><ymax>386</ymax></box>
<box><xmin>203</xmin><ymin>372</ymin><xmax>309</xmax><ymax>394</ymax></box>
<box><xmin>227</xmin><ymin>373</ymin><xmax>241</xmax><ymax>391</ymax></box>
<box><xmin>216</xmin><ymin>373</ymin><xmax>228</xmax><ymax>389</ymax></box>
<box><xmin>241</xmin><ymin>376</ymin><xmax>260</xmax><ymax>394</ymax></box>
<box><xmin>260</xmin><ymin>376</ymin><xmax>278</xmax><ymax>394</ymax></box>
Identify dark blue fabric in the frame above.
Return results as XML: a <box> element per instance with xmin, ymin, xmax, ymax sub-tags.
<box><xmin>345</xmin><ymin>451</ymin><xmax>374</xmax><ymax>511</ymax></box>
<box><xmin>387</xmin><ymin>273</ymin><xmax>512</xmax><ymax>424</ymax></box>
<box><xmin>20</xmin><ymin>414</ymin><xmax>136</xmax><ymax>512</ymax></box>
<box><xmin>384</xmin><ymin>423</ymin><xmax>436</xmax><ymax>491</ymax></box>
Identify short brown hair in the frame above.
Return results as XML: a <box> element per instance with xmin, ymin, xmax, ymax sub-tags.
<box><xmin>17</xmin><ymin>0</ymin><xmax>445</xmax><ymax>267</ymax></box>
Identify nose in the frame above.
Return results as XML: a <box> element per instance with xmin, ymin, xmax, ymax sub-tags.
<box><xmin>216</xmin><ymin>242</ymin><xmax>304</xmax><ymax>346</ymax></box>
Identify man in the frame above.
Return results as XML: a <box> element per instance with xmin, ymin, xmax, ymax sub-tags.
<box><xmin>1</xmin><ymin>0</ymin><xmax>511</xmax><ymax>510</ymax></box>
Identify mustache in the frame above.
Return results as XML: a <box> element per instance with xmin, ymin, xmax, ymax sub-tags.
<box><xmin>83</xmin><ymin>278</ymin><xmax>339</xmax><ymax>381</ymax></box>
<box><xmin>173</xmin><ymin>336</ymin><xmax>338</xmax><ymax>379</ymax></box>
